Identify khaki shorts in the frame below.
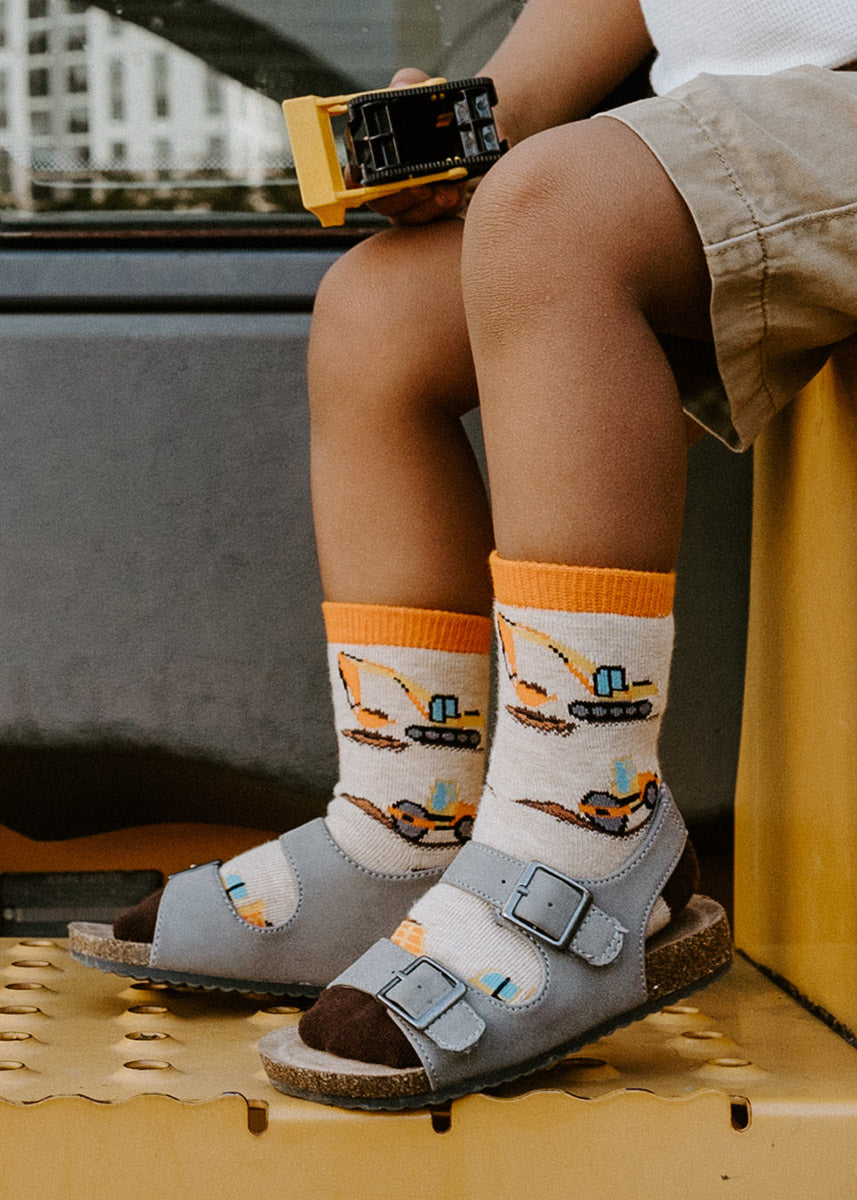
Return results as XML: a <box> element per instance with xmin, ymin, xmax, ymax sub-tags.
<box><xmin>602</xmin><ymin>64</ymin><xmax>857</xmax><ymax>450</ymax></box>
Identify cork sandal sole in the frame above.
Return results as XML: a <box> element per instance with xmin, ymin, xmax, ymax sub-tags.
<box><xmin>259</xmin><ymin>894</ymin><xmax>732</xmax><ymax>1109</ymax></box>
<box><xmin>67</xmin><ymin>923</ymin><xmax>322</xmax><ymax>997</ymax></box>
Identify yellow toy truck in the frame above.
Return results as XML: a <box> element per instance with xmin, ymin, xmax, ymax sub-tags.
<box><xmin>283</xmin><ymin>76</ymin><xmax>508</xmax><ymax>226</ymax></box>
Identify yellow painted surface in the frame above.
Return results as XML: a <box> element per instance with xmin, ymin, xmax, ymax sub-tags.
<box><xmin>1</xmin><ymin>938</ymin><xmax>855</xmax><ymax>1199</ymax></box>
<box><xmin>735</xmin><ymin>346</ymin><xmax>857</xmax><ymax>1033</ymax></box>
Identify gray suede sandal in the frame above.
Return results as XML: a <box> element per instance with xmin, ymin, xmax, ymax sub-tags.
<box><xmin>68</xmin><ymin>819</ymin><xmax>443</xmax><ymax>997</ymax></box>
<box><xmin>258</xmin><ymin>788</ymin><xmax>732</xmax><ymax>1104</ymax></box>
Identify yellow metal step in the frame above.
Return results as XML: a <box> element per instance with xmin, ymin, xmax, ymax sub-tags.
<box><xmin>1</xmin><ymin>936</ymin><xmax>855</xmax><ymax>1199</ymax></box>
<box><xmin>736</xmin><ymin>349</ymin><xmax>857</xmax><ymax>1035</ymax></box>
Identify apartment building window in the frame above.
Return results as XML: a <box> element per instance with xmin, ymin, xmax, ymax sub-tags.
<box><xmin>204</xmin><ymin>134</ymin><xmax>225</xmax><ymax>165</ymax></box>
<box><xmin>67</xmin><ymin>107</ymin><xmax>88</xmax><ymax>134</ymax></box>
<box><xmin>152</xmin><ymin>52</ymin><xmax>169</xmax><ymax>119</ymax></box>
<box><xmin>30</xmin><ymin>110</ymin><xmax>51</xmax><ymax>135</ymax></box>
<box><xmin>0</xmin><ymin>71</ymin><xmax>6</xmax><ymax>130</ymax></box>
<box><xmin>0</xmin><ymin>1</ymin><xmax>7</xmax><ymax>49</ymax></box>
<box><xmin>110</xmin><ymin>140</ymin><xmax>127</xmax><ymax>166</ymax></box>
<box><xmin>66</xmin><ymin>26</ymin><xmax>86</xmax><ymax>51</ymax></box>
<box><xmin>28</xmin><ymin>68</ymin><xmax>49</xmax><ymax>98</ymax></box>
<box><xmin>67</xmin><ymin>63</ymin><xmax>88</xmax><ymax>94</ymax></box>
<box><xmin>204</xmin><ymin>68</ymin><xmax>225</xmax><ymax>117</ymax></box>
<box><xmin>27</xmin><ymin>0</ymin><xmax>48</xmax><ymax>18</ymax></box>
<box><xmin>154</xmin><ymin>137</ymin><xmax>173</xmax><ymax>169</ymax></box>
<box><xmin>108</xmin><ymin>58</ymin><xmax>125</xmax><ymax>121</ymax></box>
<box><xmin>28</xmin><ymin>30</ymin><xmax>49</xmax><ymax>54</ymax></box>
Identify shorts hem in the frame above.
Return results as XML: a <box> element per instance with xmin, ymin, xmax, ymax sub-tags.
<box><xmin>597</xmin><ymin>64</ymin><xmax>857</xmax><ymax>449</ymax></box>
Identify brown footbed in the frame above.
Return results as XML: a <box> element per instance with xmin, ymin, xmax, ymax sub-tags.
<box><xmin>68</xmin><ymin>923</ymin><xmax>152</xmax><ymax>968</ymax></box>
<box><xmin>260</xmin><ymin>894</ymin><xmax>732</xmax><ymax>1105</ymax></box>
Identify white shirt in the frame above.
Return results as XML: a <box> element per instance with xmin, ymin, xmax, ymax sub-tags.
<box><xmin>640</xmin><ymin>0</ymin><xmax>857</xmax><ymax>93</ymax></box>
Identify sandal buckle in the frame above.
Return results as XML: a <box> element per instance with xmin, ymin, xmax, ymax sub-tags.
<box><xmin>377</xmin><ymin>956</ymin><xmax>467</xmax><ymax>1030</ymax></box>
<box><xmin>502</xmin><ymin>862</ymin><xmax>592</xmax><ymax>949</ymax></box>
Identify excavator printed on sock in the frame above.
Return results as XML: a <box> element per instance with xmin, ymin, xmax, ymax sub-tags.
<box><xmin>221</xmin><ymin>873</ymin><xmax>273</xmax><ymax>928</ymax></box>
<box><xmin>497</xmin><ymin>613</ymin><xmax>657</xmax><ymax>731</ymax></box>
<box><xmin>337</xmin><ymin>652</ymin><xmax>485</xmax><ymax>752</ymax></box>
<box><xmin>343</xmin><ymin>780</ymin><xmax>476</xmax><ymax>849</ymax></box>
<box><xmin>514</xmin><ymin>759</ymin><xmax>659</xmax><ymax>836</ymax></box>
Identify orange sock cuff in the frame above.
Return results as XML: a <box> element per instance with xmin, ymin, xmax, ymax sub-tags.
<box><xmin>322</xmin><ymin>602</ymin><xmax>493</xmax><ymax>654</ymax></box>
<box><xmin>489</xmin><ymin>552</ymin><xmax>675</xmax><ymax>618</ymax></box>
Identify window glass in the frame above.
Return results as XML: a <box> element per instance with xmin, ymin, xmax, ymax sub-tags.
<box><xmin>0</xmin><ymin>0</ymin><xmax>521</xmax><ymax>230</ymax></box>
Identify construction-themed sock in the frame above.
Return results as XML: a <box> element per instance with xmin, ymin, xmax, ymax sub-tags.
<box><xmin>300</xmin><ymin>555</ymin><xmax>698</xmax><ymax>1065</ymax></box>
<box><xmin>219</xmin><ymin>602</ymin><xmax>492</xmax><ymax>928</ymax></box>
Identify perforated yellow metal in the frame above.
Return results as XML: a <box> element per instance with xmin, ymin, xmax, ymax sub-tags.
<box><xmin>1</xmin><ymin>936</ymin><xmax>855</xmax><ymax>1199</ymax></box>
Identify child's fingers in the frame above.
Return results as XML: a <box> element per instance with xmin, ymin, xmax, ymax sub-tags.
<box><xmin>370</xmin><ymin>182</ymin><xmax>461</xmax><ymax>222</ymax></box>
<box><xmin>389</xmin><ymin>66</ymin><xmax>431</xmax><ymax>88</ymax></box>
<box><xmin>390</xmin><ymin>184</ymin><xmax>466</xmax><ymax>225</ymax></box>
<box><xmin>368</xmin><ymin>185</ymin><xmax>433</xmax><ymax>219</ymax></box>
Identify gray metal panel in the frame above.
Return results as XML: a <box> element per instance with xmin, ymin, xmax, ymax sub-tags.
<box><xmin>662</xmin><ymin>436</ymin><xmax>752</xmax><ymax>824</ymax></box>
<box><xmin>0</xmin><ymin>250</ymin><xmax>340</xmax><ymax>307</ymax></box>
<box><xmin>0</xmin><ymin>311</ymin><xmax>337</xmax><ymax>799</ymax></box>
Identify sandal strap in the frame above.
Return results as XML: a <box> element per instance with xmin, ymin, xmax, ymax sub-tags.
<box><xmin>443</xmin><ymin>843</ymin><xmax>625</xmax><ymax>965</ymax></box>
<box><xmin>333</xmin><ymin>941</ymin><xmax>486</xmax><ymax>1052</ymax></box>
<box><xmin>148</xmin><ymin>819</ymin><xmax>443</xmax><ymax>989</ymax></box>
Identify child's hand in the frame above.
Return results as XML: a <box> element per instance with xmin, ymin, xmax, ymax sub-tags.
<box><xmin>356</xmin><ymin>68</ymin><xmax>470</xmax><ymax>225</ymax></box>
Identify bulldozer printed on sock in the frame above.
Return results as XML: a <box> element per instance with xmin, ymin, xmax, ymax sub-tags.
<box><xmin>579</xmin><ymin>758</ymin><xmax>659</xmax><ymax>834</ymax></box>
<box><xmin>388</xmin><ymin>780</ymin><xmax>475</xmax><ymax>846</ymax></box>
<box><xmin>516</xmin><ymin>757</ymin><xmax>659</xmax><ymax>836</ymax></box>
<box><xmin>343</xmin><ymin>780</ymin><xmax>476</xmax><ymax>848</ymax></box>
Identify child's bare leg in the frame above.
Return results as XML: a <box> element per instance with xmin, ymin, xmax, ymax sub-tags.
<box><xmin>463</xmin><ymin>116</ymin><xmax>711</xmax><ymax>569</ymax></box>
<box><xmin>309</xmin><ymin>220</ymin><xmax>494</xmax><ymax>614</ymax></box>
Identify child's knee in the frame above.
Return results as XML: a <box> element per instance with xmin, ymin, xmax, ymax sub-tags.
<box><xmin>462</xmin><ymin>118</ymin><xmax>708</xmax><ymax>331</ymax></box>
<box><xmin>460</xmin><ymin>126</ymin><xmax>600</xmax><ymax>336</ymax></box>
<box><xmin>309</xmin><ymin>232</ymin><xmax>416</xmax><ymax>419</ymax></box>
<box><xmin>312</xmin><ymin>225</ymin><xmax>459</xmax><ymax>362</ymax></box>
<box><xmin>310</xmin><ymin>222</ymin><xmax>475</xmax><ymax>423</ymax></box>
<box><xmin>461</xmin><ymin>124</ymin><xmax>602</xmax><ymax>309</ymax></box>
<box><xmin>311</xmin><ymin>234</ymin><xmax>392</xmax><ymax>348</ymax></box>
<box><xmin>465</xmin><ymin>125</ymin><xmax>593</xmax><ymax>242</ymax></box>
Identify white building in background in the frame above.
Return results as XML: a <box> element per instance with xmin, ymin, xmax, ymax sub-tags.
<box><xmin>84</xmin><ymin>6</ymin><xmax>288</xmax><ymax>176</ymax></box>
<box><xmin>0</xmin><ymin>0</ymin><xmax>289</xmax><ymax>206</ymax></box>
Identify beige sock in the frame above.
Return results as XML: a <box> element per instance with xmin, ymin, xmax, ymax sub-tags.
<box><xmin>221</xmin><ymin>602</ymin><xmax>492</xmax><ymax>927</ymax></box>
<box><xmin>391</xmin><ymin>555</ymin><xmax>677</xmax><ymax>1002</ymax></box>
